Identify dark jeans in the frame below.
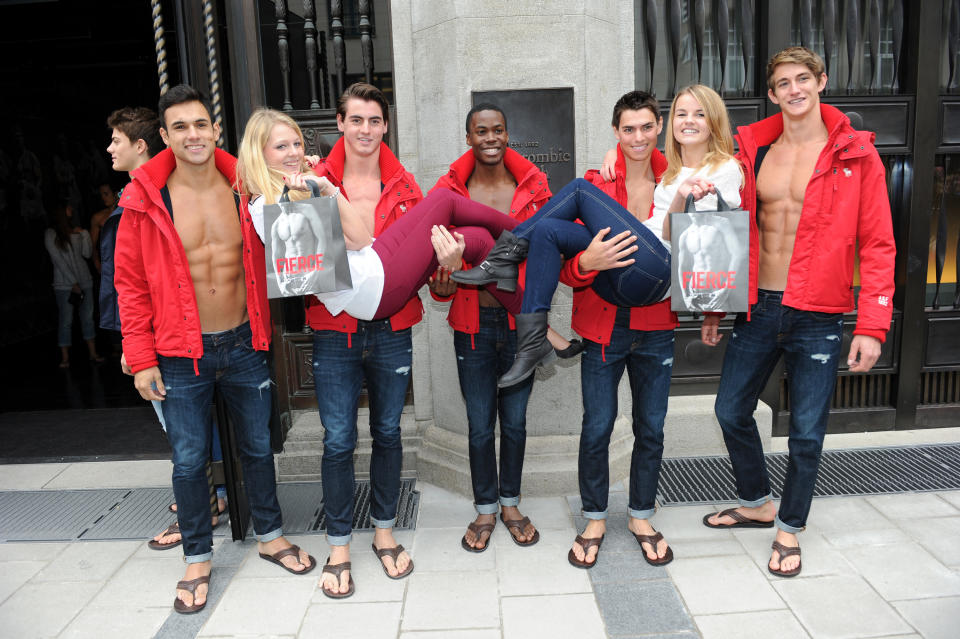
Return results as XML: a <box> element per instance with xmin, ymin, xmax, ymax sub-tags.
<box><xmin>714</xmin><ymin>290</ymin><xmax>844</xmax><ymax>533</ymax></box>
<box><xmin>578</xmin><ymin>308</ymin><xmax>674</xmax><ymax>519</ymax></box>
<box><xmin>512</xmin><ymin>178</ymin><xmax>671</xmax><ymax>313</ymax></box>
<box><xmin>454</xmin><ymin>307</ymin><xmax>535</xmax><ymax>513</ymax></box>
<box><xmin>312</xmin><ymin>321</ymin><xmax>412</xmax><ymax>545</ymax></box>
<box><xmin>158</xmin><ymin>322</ymin><xmax>282</xmax><ymax>562</ymax></box>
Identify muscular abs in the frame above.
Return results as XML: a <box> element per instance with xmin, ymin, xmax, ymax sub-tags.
<box><xmin>755</xmin><ymin>140</ymin><xmax>822</xmax><ymax>290</ymax></box>
<box><xmin>169</xmin><ymin>177</ymin><xmax>248</xmax><ymax>332</ymax></box>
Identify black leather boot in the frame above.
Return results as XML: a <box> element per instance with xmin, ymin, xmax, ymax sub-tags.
<box><xmin>450</xmin><ymin>230</ymin><xmax>528</xmax><ymax>293</ymax></box>
<box><xmin>498</xmin><ymin>312</ymin><xmax>557</xmax><ymax>388</ymax></box>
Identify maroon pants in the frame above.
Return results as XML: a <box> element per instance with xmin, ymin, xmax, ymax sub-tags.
<box><xmin>371</xmin><ymin>189</ymin><xmax>521</xmax><ymax>319</ymax></box>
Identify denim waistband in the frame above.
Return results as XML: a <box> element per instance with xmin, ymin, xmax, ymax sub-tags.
<box><xmin>201</xmin><ymin>321</ymin><xmax>252</xmax><ymax>346</ymax></box>
<box><xmin>478</xmin><ymin>306</ymin><xmax>509</xmax><ymax>319</ymax></box>
<box><xmin>356</xmin><ymin>317</ymin><xmax>393</xmax><ymax>329</ymax></box>
<box><xmin>757</xmin><ymin>289</ymin><xmax>785</xmax><ymax>301</ymax></box>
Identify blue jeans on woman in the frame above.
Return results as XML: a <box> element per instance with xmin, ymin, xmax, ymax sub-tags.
<box><xmin>579</xmin><ymin>308</ymin><xmax>674</xmax><ymax>519</ymax></box>
<box><xmin>158</xmin><ymin>322</ymin><xmax>283</xmax><ymax>562</ymax></box>
<box><xmin>454</xmin><ymin>307</ymin><xmax>535</xmax><ymax>513</ymax></box>
<box><xmin>54</xmin><ymin>286</ymin><xmax>95</xmax><ymax>347</ymax></box>
<box><xmin>714</xmin><ymin>290</ymin><xmax>844</xmax><ymax>532</ymax></box>
<box><xmin>511</xmin><ymin>178</ymin><xmax>671</xmax><ymax>313</ymax></box>
<box><xmin>312</xmin><ymin>321</ymin><xmax>412</xmax><ymax>546</ymax></box>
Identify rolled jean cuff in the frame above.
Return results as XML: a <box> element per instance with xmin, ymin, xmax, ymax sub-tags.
<box><xmin>184</xmin><ymin>551</ymin><xmax>213</xmax><ymax>564</ymax></box>
<box><xmin>775</xmin><ymin>515</ymin><xmax>805</xmax><ymax>534</ymax></box>
<box><xmin>370</xmin><ymin>516</ymin><xmax>396</xmax><ymax>529</ymax></box>
<box><xmin>499</xmin><ymin>495</ymin><xmax>520</xmax><ymax>508</ymax></box>
<box><xmin>256</xmin><ymin>527</ymin><xmax>284</xmax><ymax>543</ymax></box>
<box><xmin>326</xmin><ymin>533</ymin><xmax>352</xmax><ymax>546</ymax></box>
<box><xmin>628</xmin><ymin>507</ymin><xmax>656</xmax><ymax>520</ymax></box>
<box><xmin>582</xmin><ymin>509</ymin><xmax>608</xmax><ymax>521</ymax></box>
<box><xmin>475</xmin><ymin>502</ymin><xmax>499</xmax><ymax>515</ymax></box>
<box><xmin>738</xmin><ymin>494</ymin><xmax>772</xmax><ymax>509</ymax></box>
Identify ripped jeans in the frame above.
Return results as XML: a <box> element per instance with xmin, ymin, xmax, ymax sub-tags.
<box><xmin>158</xmin><ymin>322</ymin><xmax>282</xmax><ymax>562</ymax></box>
<box><xmin>714</xmin><ymin>290</ymin><xmax>843</xmax><ymax>533</ymax></box>
<box><xmin>312</xmin><ymin>321</ymin><xmax>412</xmax><ymax>545</ymax></box>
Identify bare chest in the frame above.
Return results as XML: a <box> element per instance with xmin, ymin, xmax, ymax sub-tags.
<box><xmin>170</xmin><ymin>189</ymin><xmax>242</xmax><ymax>257</ymax></box>
<box><xmin>625</xmin><ymin>178</ymin><xmax>655</xmax><ymax>220</ymax></box>
<box><xmin>468</xmin><ymin>181</ymin><xmax>516</xmax><ymax>215</ymax></box>
<box><xmin>756</xmin><ymin>144</ymin><xmax>820</xmax><ymax>207</ymax></box>
<box><xmin>342</xmin><ymin>177</ymin><xmax>380</xmax><ymax>233</ymax></box>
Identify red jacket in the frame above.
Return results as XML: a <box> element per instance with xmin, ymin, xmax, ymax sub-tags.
<box><xmin>428</xmin><ymin>148</ymin><xmax>551</xmax><ymax>340</ymax></box>
<box><xmin>304</xmin><ymin>138</ymin><xmax>424</xmax><ymax>339</ymax></box>
<box><xmin>736</xmin><ymin>104</ymin><xmax>895</xmax><ymax>342</ymax></box>
<box><xmin>560</xmin><ymin>147</ymin><xmax>677</xmax><ymax>346</ymax></box>
<box><xmin>114</xmin><ymin>148</ymin><xmax>271</xmax><ymax>374</ymax></box>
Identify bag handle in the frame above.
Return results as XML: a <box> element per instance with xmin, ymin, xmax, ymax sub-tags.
<box><xmin>684</xmin><ymin>190</ymin><xmax>731</xmax><ymax>213</ymax></box>
<box><xmin>279</xmin><ymin>179</ymin><xmax>324</xmax><ymax>203</ymax></box>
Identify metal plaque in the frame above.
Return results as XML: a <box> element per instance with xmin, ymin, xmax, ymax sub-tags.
<box><xmin>472</xmin><ymin>88</ymin><xmax>575</xmax><ymax>193</ymax></box>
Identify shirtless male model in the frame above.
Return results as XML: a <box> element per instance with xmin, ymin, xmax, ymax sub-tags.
<box><xmin>115</xmin><ymin>85</ymin><xmax>315</xmax><ymax>614</ymax></box>
<box><xmin>701</xmin><ymin>48</ymin><xmax>895</xmax><ymax>577</ymax></box>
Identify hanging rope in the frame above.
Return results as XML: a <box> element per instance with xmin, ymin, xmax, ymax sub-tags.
<box><xmin>151</xmin><ymin>0</ymin><xmax>169</xmax><ymax>95</ymax></box>
<box><xmin>202</xmin><ymin>0</ymin><xmax>224</xmax><ymax>146</ymax></box>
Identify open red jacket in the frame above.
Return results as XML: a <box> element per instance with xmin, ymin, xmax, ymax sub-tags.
<box><xmin>304</xmin><ymin>138</ymin><xmax>424</xmax><ymax>339</ymax></box>
<box><xmin>560</xmin><ymin>147</ymin><xmax>677</xmax><ymax>346</ymax></box>
<box><xmin>735</xmin><ymin>104</ymin><xmax>895</xmax><ymax>342</ymax></box>
<box><xmin>428</xmin><ymin>148</ymin><xmax>551</xmax><ymax>341</ymax></box>
<box><xmin>114</xmin><ymin>148</ymin><xmax>271</xmax><ymax>374</ymax></box>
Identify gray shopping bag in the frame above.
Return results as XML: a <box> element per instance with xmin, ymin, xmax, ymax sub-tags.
<box><xmin>669</xmin><ymin>191</ymin><xmax>749</xmax><ymax>313</ymax></box>
<box><xmin>262</xmin><ymin>182</ymin><xmax>353</xmax><ymax>298</ymax></box>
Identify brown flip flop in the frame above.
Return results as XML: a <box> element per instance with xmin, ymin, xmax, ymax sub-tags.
<box><xmin>703</xmin><ymin>508</ymin><xmax>775</xmax><ymax>529</ymax></box>
<box><xmin>632</xmin><ymin>530</ymin><xmax>674</xmax><ymax>566</ymax></box>
<box><xmin>500</xmin><ymin>513</ymin><xmax>540</xmax><ymax>547</ymax></box>
<box><xmin>371</xmin><ymin>543</ymin><xmax>414</xmax><ymax>579</ymax></box>
<box><xmin>258</xmin><ymin>544</ymin><xmax>316</xmax><ymax>575</ymax></box>
<box><xmin>173</xmin><ymin>575</ymin><xmax>210</xmax><ymax>614</ymax></box>
<box><xmin>320</xmin><ymin>559</ymin><xmax>355</xmax><ymax>599</ymax></box>
<box><xmin>567</xmin><ymin>534</ymin><xmax>604</xmax><ymax>569</ymax></box>
<box><xmin>461</xmin><ymin>521</ymin><xmax>496</xmax><ymax>553</ymax></box>
<box><xmin>148</xmin><ymin>522</ymin><xmax>182</xmax><ymax>551</ymax></box>
<box><xmin>768</xmin><ymin>540</ymin><xmax>802</xmax><ymax>577</ymax></box>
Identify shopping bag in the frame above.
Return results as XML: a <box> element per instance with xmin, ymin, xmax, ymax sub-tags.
<box><xmin>262</xmin><ymin>181</ymin><xmax>353</xmax><ymax>298</ymax></box>
<box><xmin>669</xmin><ymin>191</ymin><xmax>749</xmax><ymax>313</ymax></box>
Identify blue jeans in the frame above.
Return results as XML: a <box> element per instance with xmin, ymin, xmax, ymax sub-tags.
<box><xmin>54</xmin><ymin>286</ymin><xmax>95</xmax><ymax>347</ymax></box>
<box><xmin>579</xmin><ymin>308</ymin><xmax>674</xmax><ymax>519</ymax></box>
<box><xmin>312</xmin><ymin>321</ymin><xmax>412</xmax><ymax>545</ymax></box>
<box><xmin>714</xmin><ymin>290</ymin><xmax>844</xmax><ymax>533</ymax></box>
<box><xmin>454</xmin><ymin>307</ymin><xmax>535</xmax><ymax>513</ymax></box>
<box><xmin>158</xmin><ymin>322</ymin><xmax>282</xmax><ymax>563</ymax></box>
<box><xmin>512</xmin><ymin>178</ymin><xmax>671</xmax><ymax>313</ymax></box>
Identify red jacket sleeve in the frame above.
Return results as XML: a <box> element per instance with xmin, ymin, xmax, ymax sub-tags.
<box><xmin>114</xmin><ymin>212</ymin><xmax>159</xmax><ymax>373</ymax></box>
<box><xmin>852</xmin><ymin>150</ymin><xmax>896</xmax><ymax>342</ymax></box>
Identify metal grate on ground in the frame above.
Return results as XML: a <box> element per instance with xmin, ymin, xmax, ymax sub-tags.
<box><xmin>0</xmin><ymin>479</ymin><xmax>419</xmax><ymax>543</ymax></box>
<box><xmin>658</xmin><ymin>443</ymin><xmax>960</xmax><ymax>505</ymax></box>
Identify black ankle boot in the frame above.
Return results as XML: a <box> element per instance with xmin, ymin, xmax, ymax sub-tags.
<box><xmin>498</xmin><ymin>312</ymin><xmax>557</xmax><ymax>388</ymax></box>
<box><xmin>450</xmin><ymin>230</ymin><xmax>528</xmax><ymax>293</ymax></box>
<box><xmin>555</xmin><ymin>338</ymin><xmax>585</xmax><ymax>359</ymax></box>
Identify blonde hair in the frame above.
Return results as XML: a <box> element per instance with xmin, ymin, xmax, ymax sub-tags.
<box><xmin>662</xmin><ymin>84</ymin><xmax>740</xmax><ymax>187</ymax></box>
<box><xmin>236</xmin><ymin>108</ymin><xmax>314</xmax><ymax>205</ymax></box>
<box><xmin>766</xmin><ymin>46</ymin><xmax>825</xmax><ymax>90</ymax></box>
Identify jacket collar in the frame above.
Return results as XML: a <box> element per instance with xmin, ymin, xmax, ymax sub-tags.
<box><xmin>134</xmin><ymin>147</ymin><xmax>238</xmax><ymax>192</ymax></box>
<box><xmin>323</xmin><ymin>137</ymin><xmax>405</xmax><ymax>184</ymax></box>
<box><xmin>738</xmin><ymin>103</ymin><xmax>869</xmax><ymax>152</ymax></box>
<box><xmin>448</xmin><ymin>147</ymin><xmax>540</xmax><ymax>186</ymax></box>
<box><xmin>614</xmin><ymin>145</ymin><xmax>668</xmax><ymax>183</ymax></box>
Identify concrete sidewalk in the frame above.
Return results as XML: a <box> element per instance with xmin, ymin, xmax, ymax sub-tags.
<box><xmin>0</xmin><ymin>459</ymin><xmax>959</xmax><ymax>638</ymax></box>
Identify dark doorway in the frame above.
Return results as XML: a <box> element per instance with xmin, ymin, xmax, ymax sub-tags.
<box><xmin>0</xmin><ymin>0</ymin><xmax>177</xmax><ymax>461</ymax></box>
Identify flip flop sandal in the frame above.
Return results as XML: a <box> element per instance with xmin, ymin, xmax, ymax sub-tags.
<box><xmin>169</xmin><ymin>503</ymin><xmax>227</xmax><ymax>515</ymax></box>
<box><xmin>632</xmin><ymin>530</ymin><xmax>674</xmax><ymax>566</ymax></box>
<box><xmin>148</xmin><ymin>522</ymin><xmax>183</xmax><ymax>551</ymax></box>
<box><xmin>372</xmin><ymin>543</ymin><xmax>414</xmax><ymax>579</ymax></box>
<box><xmin>567</xmin><ymin>534</ymin><xmax>604</xmax><ymax>569</ymax></box>
<box><xmin>259</xmin><ymin>544</ymin><xmax>317</xmax><ymax>575</ymax></box>
<box><xmin>460</xmin><ymin>521</ymin><xmax>496</xmax><ymax>553</ymax></box>
<box><xmin>768</xmin><ymin>540</ymin><xmax>802</xmax><ymax>578</ymax></box>
<box><xmin>173</xmin><ymin>575</ymin><xmax>210</xmax><ymax>614</ymax></box>
<box><xmin>500</xmin><ymin>513</ymin><xmax>540</xmax><ymax>547</ymax></box>
<box><xmin>320</xmin><ymin>560</ymin><xmax>355</xmax><ymax>599</ymax></box>
<box><xmin>702</xmin><ymin>508</ymin><xmax>775</xmax><ymax>529</ymax></box>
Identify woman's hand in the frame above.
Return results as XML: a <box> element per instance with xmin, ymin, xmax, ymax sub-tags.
<box><xmin>283</xmin><ymin>172</ymin><xmax>336</xmax><ymax>196</ymax></box>
<box><xmin>304</xmin><ymin>155</ymin><xmax>322</xmax><ymax>169</ymax></box>
<box><xmin>677</xmin><ymin>176</ymin><xmax>716</xmax><ymax>202</ymax></box>
<box><xmin>430</xmin><ymin>225</ymin><xmax>465</xmax><ymax>272</ymax></box>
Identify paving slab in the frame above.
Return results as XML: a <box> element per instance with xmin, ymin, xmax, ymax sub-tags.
<box><xmin>587</xmin><ymin>549</ymin><xmax>671</xmax><ymax>584</ymax></box>
<box><xmin>841</xmin><ymin>541</ymin><xmax>960</xmax><ymax>600</ymax></box>
<box><xmin>806</xmin><ymin>496</ymin><xmax>898</xmax><ymax>537</ymax></box>
<box><xmin>667</xmin><ymin>535</ymin><xmax>745</xmax><ymax>559</ymax></box>
<box><xmin>667</xmin><ymin>554</ymin><xmax>785</xmax><ymax>615</ymax></box>
<box><xmin>865</xmin><ymin>492</ymin><xmax>959</xmax><ymax>519</ymax></box>
<box><xmin>496</xmin><ymin>533</ymin><xmax>593</xmax><ymax>596</ymax></box>
<box><xmin>892</xmin><ymin>597</ymin><xmax>960</xmax><ymax>639</ymax></box>
<box><xmin>401</xmin><ymin>631</ymin><xmax>500</xmax><ymax>639</ymax></box>
<box><xmin>502</xmin><ymin>593</ymin><xmax>606</xmax><ymax>639</ymax></box>
<box><xmin>0</xmin><ymin>580</ymin><xmax>102</xmax><ymax>638</ymax></box>
<box><xmin>45</xmin><ymin>460</ymin><xmax>172</xmax><ymax>489</ymax></box>
<box><xmin>773</xmin><ymin>574</ymin><xmax>913</xmax><ymax>638</ymax></box>
<box><xmin>31</xmin><ymin>540</ymin><xmax>139</xmax><ymax>582</ymax></box>
<box><xmin>653</xmin><ymin>503</ymin><xmax>734</xmax><ymax>540</ymax></box>
<box><xmin>197</xmin><ymin>576</ymin><xmax>316</xmax><ymax>637</ymax></box>
<box><xmin>694</xmin><ymin>609</ymin><xmax>810</xmax><ymax>639</ymax></box>
<box><xmin>414</xmin><ymin>483</ymin><xmax>478</xmax><ymax>528</ymax></box>
<box><xmin>593</xmin><ymin>580</ymin><xmax>695</xmax><ymax>636</ymax></box>
<box><xmin>0</xmin><ymin>560</ymin><xmax>46</xmax><ymax>604</ymax></box>
<box><xmin>409</xmin><ymin>526</ymin><xmax>496</xmax><ymax>572</ymax></box>
<box><xmin>0</xmin><ymin>463</ymin><xmax>69</xmax><ymax>490</ymax></box>
<box><xmin>89</xmin><ymin>556</ymin><xmax>192</xmax><ymax>608</ymax></box>
<box><xmin>401</xmin><ymin>569</ymin><xmax>499</xmax><ymax>631</ymax></box>
<box><xmin>59</xmin><ymin>604</ymin><xmax>170</xmax><ymax>639</ymax></box>
<box><xmin>893</xmin><ymin>515</ymin><xmax>960</xmax><ymax>568</ymax></box>
<box><xmin>299</xmin><ymin>600</ymin><xmax>402</xmax><ymax>638</ymax></box>
<box><xmin>0</xmin><ymin>541</ymin><xmax>66</xmax><ymax>562</ymax></box>
<box><xmin>508</xmin><ymin>495</ymin><xmax>577</xmax><ymax>531</ymax></box>
<box><xmin>938</xmin><ymin>490</ymin><xmax>960</xmax><ymax>510</ymax></box>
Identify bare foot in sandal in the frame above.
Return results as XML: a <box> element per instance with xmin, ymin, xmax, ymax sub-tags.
<box><xmin>500</xmin><ymin>506</ymin><xmax>539</xmax><ymax>546</ymax></box>
<box><xmin>628</xmin><ymin>517</ymin><xmax>671</xmax><ymax>564</ymax></box>
<box><xmin>175</xmin><ymin>560</ymin><xmax>211</xmax><ymax>613</ymax></box>
<box><xmin>319</xmin><ymin>545</ymin><xmax>352</xmax><ymax>597</ymax></box>
<box><xmin>570</xmin><ymin>519</ymin><xmax>606</xmax><ymax>565</ymax></box>
<box><xmin>258</xmin><ymin>536</ymin><xmax>314</xmax><ymax>573</ymax></box>
<box><xmin>372</xmin><ymin>528</ymin><xmax>412</xmax><ymax>577</ymax></box>
<box><xmin>462</xmin><ymin>513</ymin><xmax>496</xmax><ymax>551</ymax></box>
